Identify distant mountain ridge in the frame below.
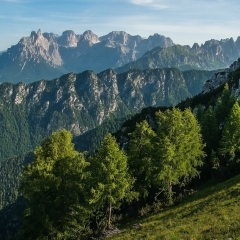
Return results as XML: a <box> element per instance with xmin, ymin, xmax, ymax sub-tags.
<box><xmin>0</xmin><ymin>29</ymin><xmax>174</xmax><ymax>83</ymax></box>
<box><xmin>116</xmin><ymin>38</ymin><xmax>240</xmax><ymax>73</ymax></box>
<box><xmin>2</xmin><ymin>29</ymin><xmax>240</xmax><ymax>84</ymax></box>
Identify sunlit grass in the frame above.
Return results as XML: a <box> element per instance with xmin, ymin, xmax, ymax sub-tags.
<box><xmin>110</xmin><ymin>174</ymin><xmax>240</xmax><ymax>240</ymax></box>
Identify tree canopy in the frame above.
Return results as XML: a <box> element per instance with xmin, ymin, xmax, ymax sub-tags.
<box><xmin>154</xmin><ymin>108</ymin><xmax>205</xmax><ymax>203</ymax></box>
<box><xmin>19</xmin><ymin>129</ymin><xmax>90</xmax><ymax>240</ymax></box>
<box><xmin>89</xmin><ymin>133</ymin><xmax>134</xmax><ymax>228</ymax></box>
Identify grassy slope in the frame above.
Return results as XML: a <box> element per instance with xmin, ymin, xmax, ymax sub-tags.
<box><xmin>110</xmin><ymin>175</ymin><xmax>240</xmax><ymax>240</ymax></box>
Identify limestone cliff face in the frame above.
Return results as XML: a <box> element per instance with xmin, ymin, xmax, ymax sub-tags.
<box><xmin>202</xmin><ymin>59</ymin><xmax>240</xmax><ymax>93</ymax></box>
<box><xmin>18</xmin><ymin>29</ymin><xmax>62</xmax><ymax>66</ymax></box>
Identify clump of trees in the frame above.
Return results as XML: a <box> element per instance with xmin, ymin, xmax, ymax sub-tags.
<box><xmin>19</xmin><ymin>88</ymin><xmax>240</xmax><ymax>238</ymax></box>
<box><xmin>19</xmin><ymin>107</ymin><xmax>207</xmax><ymax>239</ymax></box>
<box><xmin>196</xmin><ymin>84</ymin><xmax>240</xmax><ymax>180</ymax></box>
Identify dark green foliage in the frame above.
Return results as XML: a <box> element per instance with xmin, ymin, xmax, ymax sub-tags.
<box><xmin>201</xmin><ymin>106</ymin><xmax>219</xmax><ymax>154</ymax></box>
<box><xmin>220</xmin><ymin>102</ymin><xmax>240</xmax><ymax>160</ymax></box>
<box><xmin>183</xmin><ymin>69</ymin><xmax>219</xmax><ymax>96</ymax></box>
<box><xmin>74</xmin><ymin>115</ymin><xmax>132</xmax><ymax>154</ymax></box>
<box><xmin>0</xmin><ymin>153</ymin><xmax>33</xmax><ymax>210</ymax></box>
<box><xmin>0</xmin><ymin>196</ymin><xmax>26</xmax><ymax>240</ymax></box>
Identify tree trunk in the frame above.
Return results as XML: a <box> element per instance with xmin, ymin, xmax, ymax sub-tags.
<box><xmin>168</xmin><ymin>182</ymin><xmax>173</xmax><ymax>205</ymax></box>
<box><xmin>108</xmin><ymin>202</ymin><xmax>112</xmax><ymax>229</ymax></box>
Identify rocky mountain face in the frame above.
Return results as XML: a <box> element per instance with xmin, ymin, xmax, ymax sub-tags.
<box><xmin>0</xmin><ymin>66</ymin><xmax>219</xmax><ymax>160</ymax></box>
<box><xmin>116</xmin><ymin>39</ymin><xmax>240</xmax><ymax>73</ymax></box>
<box><xmin>0</xmin><ymin>30</ymin><xmax>174</xmax><ymax>83</ymax></box>
<box><xmin>202</xmin><ymin>59</ymin><xmax>240</xmax><ymax>93</ymax></box>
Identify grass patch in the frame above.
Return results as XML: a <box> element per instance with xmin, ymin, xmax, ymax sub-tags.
<box><xmin>110</xmin><ymin>174</ymin><xmax>240</xmax><ymax>239</ymax></box>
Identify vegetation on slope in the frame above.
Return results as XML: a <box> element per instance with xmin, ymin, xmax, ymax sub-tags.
<box><xmin>110</xmin><ymin>174</ymin><xmax>240</xmax><ymax>240</ymax></box>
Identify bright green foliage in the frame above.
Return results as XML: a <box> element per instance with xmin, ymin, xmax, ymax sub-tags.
<box><xmin>128</xmin><ymin>120</ymin><xmax>156</xmax><ymax>199</ymax></box>
<box><xmin>154</xmin><ymin>108</ymin><xmax>205</xmax><ymax>203</ymax></box>
<box><xmin>19</xmin><ymin>129</ymin><xmax>90</xmax><ymax>240</ymax></box>
<box><xmin>220</xmin><ymin>102</ymin><xmax>240</xmax><ymax>160</ymax></box>
<box><xmin>89</xmin><ymin>134</ymin><xmax>134</xmax><ymax>228</ymax></box>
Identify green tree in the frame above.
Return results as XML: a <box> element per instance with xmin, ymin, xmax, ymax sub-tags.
<box><xmin>154</xmin><ymin>108</ymin><xmax>205</xmax><ymax>204</ymax></box>
<box><xmin>19</xmin><ymin>129</ymin><xmax>90</xmax><ymax>240</ymax></box>
<box><xmin>89</xmin><ymin>134</ymin><xmax>134</xmax><ymax>228</ymax></box>
<box><xmin>128</xmin><ymin>120</ymin><xmax>156</xmax><ymax>199</ymax></box>
<box><xmin>201</xmin><ymin>106</ymin><xmax>219</xmax><ymax>154</ymax></box>
<box><xmin>215</xmin><ymin>84</ymin><xmax>236</xmax><ymax>127</ymax></box>
<box><xmin>220</xmin><ymin>101</ymin><xmax>240</xmax><ymax>160</ymax></box>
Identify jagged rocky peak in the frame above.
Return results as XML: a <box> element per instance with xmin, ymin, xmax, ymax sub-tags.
<box><xmin>98</xmin><ymin>68</ymin><xmax>117</xmax><ymax>79</ymax></box>
<box><xmin>57</xmin><ymin>30</ymin><xmax>80</xmax><ymax>47</ymax></box>
<box><xmin>220</xmin><ymin>37</ymin><xmax>234</xmax><ymax>43</ymax></box>
<box><xmin>17</xmin><ymin>29</ymin><xmax>62</xmax><ymax>66</ymax></box>
<box><xmin>192</xmin><ymin>43</ymin><xmax>200</xmax><ymax>50</ymax></box>
<box><xmin>147</xmin><ymin>33</ymin><xmax>174</xmax><ymax>48</ymax></box>
<box><xmin>100</xmin><ymin>31</ymin><xmax>142</xmax><ymax>45</ymax></box>
<box><xmin>77</xmin><ymin>30</ymin><xmax>100</xmax><ymax>47</ymax></box>
<box><xmin>43</xmin><ymin>32</ymin><xmax>58</xmax><ymax>42</ymax></box>
<box><xmin>235</xmin><ymin>36</ymin><xmax>240</xmax><ymax>48</ymax></box>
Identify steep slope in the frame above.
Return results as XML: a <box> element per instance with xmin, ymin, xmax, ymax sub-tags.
<box><xmin>0</xmin><ymin>30</ymin><xmax>174</xmax><ymax>83</ymax></box>
<box><xmin>110</xmin><ymin>174</ymin><xmax>240</xmax><ymax>239</ymax></box>
<box><xmin>116</xmin><ymin>39</ymin><xmax>240</xmax><ymax>73</ymax></box>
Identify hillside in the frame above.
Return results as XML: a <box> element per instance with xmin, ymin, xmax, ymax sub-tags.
<box><xmin>0</xmin><ymin>67</ymin><xmax>218</xmax><ymax>160</ymax></box>
<box><xmin>110</xmin><ymin>174</ymin><xmax>240</xmax><ymax>240</ymax></box>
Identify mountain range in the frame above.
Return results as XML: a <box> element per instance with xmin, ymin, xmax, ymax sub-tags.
<box><xmin>116</xmin><ymin>38</ymin><xmax>240</xmax><ymax>73</ymax></box>
<box><xmin>1</xmin><ymin>30</ymin><xmax>240</xmax><ymax>84</ymax></box>
<box><xmin>0</xmin><ymin>30</ymin><xmax>173</xmax><ymax>83</ymax></box>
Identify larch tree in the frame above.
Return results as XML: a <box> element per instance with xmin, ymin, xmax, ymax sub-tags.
<box><xmin>19</xmin><ymin>129</ymin><xmax>90</xmax><ymax>240</ymax></box>
<box><xmin>89</xmin><ymin>133</ymin><xmax>134</xmax><ymax>229</ymax></box>
<box><xmin>128</xmin><ymin>120</ymin><xmax>156</xmax><ymax>199</ymax></box>
<box><xmin>220</xmin><ymin>101</ymin><xmax>240</xmax><ymax>160</ymax></box>
<box><xmin>154</xmin><ymin>108</ymin><xmax>205</xmax><ymax>204</ymax></box>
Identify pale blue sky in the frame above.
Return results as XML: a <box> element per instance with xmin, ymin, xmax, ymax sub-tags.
<box><xmin>1</xmin><ymin>0</ymin><xmax>240</xmax><ymax>51</ymax></box>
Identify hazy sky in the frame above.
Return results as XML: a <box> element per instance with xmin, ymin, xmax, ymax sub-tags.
<box><xmin>1</xmin><ymin>0</ymin><xmax>240</xmax><ymax>51</ymax></box>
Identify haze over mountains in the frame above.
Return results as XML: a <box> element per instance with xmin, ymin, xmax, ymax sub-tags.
<box><xmin>1</xmin><ymin>29</ymin><xmax>240</xmax><ymax>84</ymax></box>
